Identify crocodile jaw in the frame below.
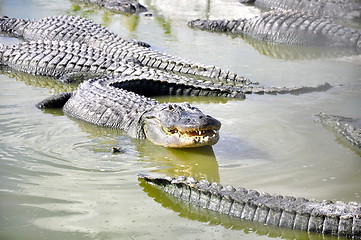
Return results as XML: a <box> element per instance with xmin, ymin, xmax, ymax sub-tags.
<box><xmin>163</xmin><ymin>128</ymin><xmax>220</xmax><ymax>148</ymax></box>
<box><xmin>143</xmin><ymin>123</ymin><xmax>220</xmax><ymax>148</ymax></box>
<box><xmin>142</xmin><ymin>102</ymin><xmax>221</xmax><ymax>148</ymax></box>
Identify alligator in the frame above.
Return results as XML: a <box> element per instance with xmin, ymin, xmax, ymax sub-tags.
<box><xmin>0</xmin><ymin>39</ymin><xmax>332</xmax><ymax>96</ymax></box>
<box><xmin>239</xmin><ymin>0</ymin><xmax>361</xmax><ymax>20</ymax></box>
<box><xmin>0</xmin><ymin>40</ymin><xmax>194</xmax><ymax>84</ymax></box>
<box><xmin>188</xmin><ymin>10</ymin><xmax>361</xmax><ymax>52</ymax></box>
<box><xmin>73</xmin><ymin>0</ymin><xmax>148</xmax><ymax>14</ymax></box>
<box><xmin>0</xmin><ymin>15</ymin><xmax>250</xmax><ymax>86</ymax></box>
<box><xmin>36</xmin><ymin>76</ymin><xmax>225</xmax><ymax>148</ymax></box>
<box><xmin>139</xmin><ymin>175</ymin><xmax>361</xmax><ymax>238</ymax></box>
<box><xmin>317</xmin><ymin>112</ymin><xmax>361</xmax><ymax>151</ymax></box>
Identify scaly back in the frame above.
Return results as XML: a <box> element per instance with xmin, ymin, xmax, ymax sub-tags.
<box><xmin>0</xmin><ymin>15</ymin><xmax>250</xmax><ymax>85</ymax></box>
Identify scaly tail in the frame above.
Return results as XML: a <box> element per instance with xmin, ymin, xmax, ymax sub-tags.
<box><xmin>138</xmin><ymin>174</ymin><xmax>361</xmax><ymax>238</ymax></box>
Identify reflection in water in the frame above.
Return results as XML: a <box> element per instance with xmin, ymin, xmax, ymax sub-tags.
<box><xmin>68</xmin><ymin>3</ymin><xmax>95</xmax><ymax>19</ymax></box>
<box><xmin>154</xmin><ymin>14</ymin><xmax>172</xmax><ymax>36</ymax></box>
<box><xmin>69</xmin><ymin>0</ymin><xmax>174</xmax><ymax>36</ymax></box>
<box><xmin>69</xmin><ymin>1</ymin><xmax>141</xmax><ymax>32</ymax></box>
<box><xmin>142</xmin><ymin>0</ymin><xmax>360</xmax><ymax>60</ymax></box>
<box><xmin>67</xmin><ymin>115</ymin><xmax>220</xmax><ymax>182</ymax></box>
<box><xmin>70</xmin><ymin>3</ymin><xmax>81</xmax><ymax>12</ymax></box>
<box><xmin>101</xmin><ymin>11</ymin><xmax>113</xmax><ymax>26</ymax></box>
<box><xmin>144</xmin><ymin>0</ymin><xmax>172</xmax><ymax>35</ymax></box>
<box><xmin>137</xmin><ymin>143</ymin><xmax>220</xmax><ymax>182</ymax></box>
<box><xmin>0</xmin><ymin>67</ymin><xmax>78</xmax><ymax>93</ymax></box>
<box><xmin>242</xmin><ymin>36</ymin><xmax>361</xmax><ymax>60</ymax></box>
<box><xmin>139</xmin><ymin>179</ymin><xmax>340</xmax><ymax>240</ymax></box>
<box><xmin>145</xmin><ymin>0</ymin><xmax>259</xmax><ymax>20</ymax></box>
<box><xmin>124</xmin><ymin>14</ymin><xmax>140</xmax><ymax>32</ymax></box>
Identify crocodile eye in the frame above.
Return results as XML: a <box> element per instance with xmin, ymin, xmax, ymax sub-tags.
<box><xmin>168</xmin><ymin>105</ymin><xmax>174</xmax><ymax>111</ymax></box>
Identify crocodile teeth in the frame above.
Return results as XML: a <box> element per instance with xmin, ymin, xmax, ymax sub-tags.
<box><xmin>166</xmin><ymin>128</ymin><xmax>218</xmax><ymax>140</ymax></box>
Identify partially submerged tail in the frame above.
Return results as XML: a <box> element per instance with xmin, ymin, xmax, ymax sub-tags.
<box><xmin>36</xmin><ymin>92</ymin><xmax>73</xmax><ymax>109</ymax></box>
<box><xmin>139</xmin><ymin>174</ymin><xmax>361</xmax><ymax>238</ymax></box>
<box><xmin>242</xmin><ymin>82</ymin><xmax>332</xmax><ymax>95</ymax></box>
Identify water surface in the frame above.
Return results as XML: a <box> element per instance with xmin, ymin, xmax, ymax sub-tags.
<box><xmin>0</xmin><ymin>0</ymin><xmax>361</xmax><ymax>239</ymax></box>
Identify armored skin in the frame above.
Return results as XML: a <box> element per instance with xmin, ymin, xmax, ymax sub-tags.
<box><xmin>0</xmin><ymin>40</ymin><xmax>203</xmax><ymax>84</ymax></box>
<box><xmin>0</xmin><ymin>15</ymin><xmax>250</xmax><ymax>86</ymax></box>
<box><xmin>36</xmin><ymin>76</ymin><xmax>225</xmax><ymax>148</ymax></box>
<box><xmin>188</xmin><ymin>10</ymin><xmax>361</xmax><ymax>52</ymax></box>
<box><xmin>139</xmin><ymin>175</ymin><xmax>361</xmax><ymax>237</ymax></box>
<box><xmin>35</xmin><ymin>76</ymin><xmax>331</xmax><ymax>148</ymax></box>
<box><xmin>0</xmin><ymin>40</ymin><xmax>331</xmax><ymax>96</ymax></box>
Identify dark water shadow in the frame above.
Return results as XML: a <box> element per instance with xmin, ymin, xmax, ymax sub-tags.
<box><xmin>61</xmin><ymin>117</ymin><xmax>221</xmax><ymax>182</ymax></box>
<box><xmin>241</xmin><ymin>35</ymin><xmax>361</xmax><ymax>60</ymax></box>
<box><xmin>188</xmin><ymin>28</ymin><xmax>360</xmax><ymax>60</ymax></box>
<box><xmin>0</xmin><ymin>67</ymin><xmax>78</xmax><ymax>93</ymax></box>
<box><xmin>136</xmin><ymin>143</ymin><xmax>220</xmax><ymax>182</ymax></box>
<box><xmin>68</xmin><ymin>1</ymin><xmax>147</xmax><ymax>32</ymax></box>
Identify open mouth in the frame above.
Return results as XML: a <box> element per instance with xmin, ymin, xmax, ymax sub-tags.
<box><xmin>164</xmin><ymin>127</ymin><xmax>219</xmax><ymax>143</ymax></box>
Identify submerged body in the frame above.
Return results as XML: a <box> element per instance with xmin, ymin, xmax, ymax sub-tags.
<box><xmin>188</xmin><ymin>10</ymin><xmax>361</xmax><ymax>52</ymax></box>
<box><xmin>36</xmin><ymin>76</ymin><xmax>224</xmax><ymax>148</ymax></box>
<box><xmin>140</xmin><ymin>175</ymin><xmax>361</xmax><ymax>237</ymax></box>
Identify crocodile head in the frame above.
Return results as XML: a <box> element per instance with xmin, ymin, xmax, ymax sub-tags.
<box><xmin>142</xmin><ymin>103</ymin><xmax>221</xmax><ymax>148</ymax></box>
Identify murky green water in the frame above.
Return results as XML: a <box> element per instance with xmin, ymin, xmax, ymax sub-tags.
<box><xmin>1</xmin><ymin>0</ymin><xmax>360</xmax><ymax>239</ymax></box>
